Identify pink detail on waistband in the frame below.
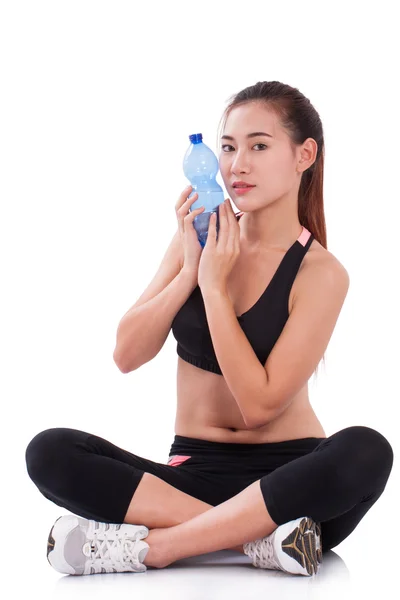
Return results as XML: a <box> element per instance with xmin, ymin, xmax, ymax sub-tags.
<box><xmin>298</xmin><ymin>226</ymin><xmax>312</xmax><ymax>247</ymax></box>
<box><xmin>168</xmin><ymin>455</ymin><xmax>192</xmax><ymax>467</ymax></box>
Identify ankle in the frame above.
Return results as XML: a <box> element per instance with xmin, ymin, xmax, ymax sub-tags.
<box><xmin>141</xmin><ymin>528</ymin><xmax>171</xmax><ymax>569</ymax></box>
<box><xmin>229</xmin><ymin>544</ymin><xmax>245</xmax><ymax>554</ymax></box>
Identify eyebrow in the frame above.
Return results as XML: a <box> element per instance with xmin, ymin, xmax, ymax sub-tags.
<box><xmin>221</xmin><ymin>131</ymin><xmax>273</xmax><ymax>141</ymax></box>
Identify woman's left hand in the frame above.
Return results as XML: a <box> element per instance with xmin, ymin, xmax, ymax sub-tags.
<box><xmin>198</xmin><ymin>199</ymin><xmax>241</xmax><ymax>295</ymax></box>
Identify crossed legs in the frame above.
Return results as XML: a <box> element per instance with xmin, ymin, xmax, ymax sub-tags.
<box><xmin>123</xmin><ymin>473</ymin><xmax>278</xmax><ymax>568</ymax></box>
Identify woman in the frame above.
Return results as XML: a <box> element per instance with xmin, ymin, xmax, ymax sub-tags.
<box><xmin>25</xmin><ymin>81</ymin><xmax>393</xmax><ymax>577</ymax></box>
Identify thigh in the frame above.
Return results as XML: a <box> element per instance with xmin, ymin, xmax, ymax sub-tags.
<box><xmin>84</xmin><ymin>430</ymin><xmax>225</xmax><ymax>504</ymax></box>
<box><xmin>25</xmin><ymin>427</ymin><xmax>224</xmax><ymax>517</ymax></box>
<box><xmin>26</xmin><ymin>426</ymin><xmax>180</xmax><ymax>475</ymax></box>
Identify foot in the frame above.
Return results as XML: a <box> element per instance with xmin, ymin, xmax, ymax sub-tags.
<box><xmin>243</xmin><ymin>516</ymin><xmax>322</xmax><ymax>576</ymax></box>
<box><xmin>47</xmin><ymin>515</ymin><xmax>150</xmax><ymax>575</ymax></box>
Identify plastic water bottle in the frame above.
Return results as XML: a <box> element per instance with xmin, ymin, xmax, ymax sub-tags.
<box><xmin>183</xmin><ymin>133</ymin><xmax>225</xmax><ymax>248</ymax></box>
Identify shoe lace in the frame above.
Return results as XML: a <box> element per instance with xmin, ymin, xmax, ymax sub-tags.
<box><xmin>89</xmin><ymin>522</ymin><xmax>144</xmax><ymax>568</ymax></box>
<box><xmin>244</xmin><ymin>534</ymin><xmax>281</xmax><ymax>570</ymax></box>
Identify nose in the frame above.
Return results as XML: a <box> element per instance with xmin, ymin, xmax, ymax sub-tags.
<box><xmin>220</xmin><ymin>154</ymin><xmax>250</xmax><ymax>177</ymax></box>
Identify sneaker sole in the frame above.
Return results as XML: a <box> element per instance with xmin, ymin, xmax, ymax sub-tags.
<box><xmin>278</xmin><ymin>517</ymin><xmax>321</xmax><ymax>576</ymax></box>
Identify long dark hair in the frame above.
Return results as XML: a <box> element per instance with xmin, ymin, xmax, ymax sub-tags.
<box><xmin>216</xmin><ymin>81</ymin><xmax>327</xmax><ymax>377</ymax></box>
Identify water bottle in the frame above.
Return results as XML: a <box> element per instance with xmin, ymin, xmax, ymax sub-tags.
<box><xmin>183</xmin><ymin>133</ymin><xmax>225</xmax><ymax>248</ymax></box>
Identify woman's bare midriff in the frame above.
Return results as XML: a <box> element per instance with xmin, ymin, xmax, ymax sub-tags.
<box><xmin>173</xmin><ymin>233</ymin><xmax>330</xmax><ymax>443</ymax></box>
<box><xmin>175</xmin><ymin>357</ymin><xmax>326</xmax><ymax>443</ymax></box>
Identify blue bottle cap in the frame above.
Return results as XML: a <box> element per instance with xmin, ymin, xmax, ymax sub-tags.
<box><xmin>189</xmin><ymin>133</ymin><xmax>203</xmax><ymax>144</ymax></box>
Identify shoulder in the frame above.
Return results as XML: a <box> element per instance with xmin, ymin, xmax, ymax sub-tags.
<box><xmin>295</xmin><ymin>238</ymin><xmax>350</xmax><ymax>305</ymax></box>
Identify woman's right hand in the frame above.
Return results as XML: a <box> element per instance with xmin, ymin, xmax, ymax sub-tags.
<box><xmin>175</xmin><ymin>185</ymin><xmax>205</xmax><ymax>282</ymax></box>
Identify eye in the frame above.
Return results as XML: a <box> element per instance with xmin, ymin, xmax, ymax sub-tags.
<box><xmin>221</xmin><ymin>144</ymin><xmax>268</xmax><ymax>152</ymax></box>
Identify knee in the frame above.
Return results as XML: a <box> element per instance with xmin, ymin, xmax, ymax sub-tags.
<box><xmin>341</xmin><ymin>425</ymin><xmax>394</xmax><ymax>477</ymax></box>
<box><xmin>25</xmin><ymin>427</ymin><xmax>75</xmax><ymax>484</ymax></box>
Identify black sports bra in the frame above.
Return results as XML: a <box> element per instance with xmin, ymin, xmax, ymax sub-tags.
<box><xmin>171</xmin><ymin>213</ymin><xmax>314</xmax><ymax>375</ymax></box>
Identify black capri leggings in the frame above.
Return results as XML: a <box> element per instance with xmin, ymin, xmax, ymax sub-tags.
<box><xmin>25</xmin><ymin>425</ymin><xmax>394</xmax><ymax>554</ymax></box>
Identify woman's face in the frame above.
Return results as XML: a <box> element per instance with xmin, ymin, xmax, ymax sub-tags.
<box><xmin>219</xmin><ymin>102</ymin><xmax>301</xmax><ymax>209</ymax></box>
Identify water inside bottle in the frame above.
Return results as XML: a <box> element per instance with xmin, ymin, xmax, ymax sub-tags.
<box><xmin>193</xmin><ymin>206</ymin><xmax>220</xmax><ymax>248</ymax></box>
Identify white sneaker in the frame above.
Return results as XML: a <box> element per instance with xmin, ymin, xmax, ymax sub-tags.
<box><xmin>243</xmin><ymin>516</ymin><xmax>322</xmax><ymax>576</ymax></box>
<box><xmin>47</xmin><ymin>515</ymin><xmax>150</xmax><ymax>575</ymax></box>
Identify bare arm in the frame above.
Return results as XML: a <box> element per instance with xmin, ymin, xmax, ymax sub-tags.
<box><xmin>113</xmin><ymin>269</ymin><xmax>196</xmax><ymax>373</ymax></box>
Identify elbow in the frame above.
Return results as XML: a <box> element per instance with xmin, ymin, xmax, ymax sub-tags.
<box><xmin>113</xmin><ymin>351</ymin><xmax>126</xmax><ymax>373</ymax></box>
<box><xmin>113</xmin><ymin>348</ymin><xmax>134</xmax><ymax>374</ymax></box>
<box><xmin>245</xmin><ymin>406</ymin><xmax>276</xmax><ymax>431</ymax></box>
<box><xmin>244</xmin><ymin>409</ymin><xmax>263</xmax><ymax>431</ymax></box>
<box><xmin>247</xmin><ymin>401</ymin><xmax>289</xmax><ymax>430</ymax></box>
<box><xmin>245</xmin><ymin>418</ymin><xmax>265</xmax><ymax>431</ymax></box>
<box><xmin>245</xmin><ymin>415</ymin><xmax>270</xmax><ymax>431</ymax></box>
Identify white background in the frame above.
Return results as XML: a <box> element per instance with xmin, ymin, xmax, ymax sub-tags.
<box><xmin>1</xmin><ymin>0</ymin><xmax>398</xmax><ymax>597</ymax></box>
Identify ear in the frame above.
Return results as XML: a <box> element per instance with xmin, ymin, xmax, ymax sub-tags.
<box><xmin>297</xmin><ymin>138</ymin><xmax>318</xmax><ymax>172</ymax></box>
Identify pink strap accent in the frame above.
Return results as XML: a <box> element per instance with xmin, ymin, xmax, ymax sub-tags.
<box><xmin>298</xmin><ymin>226</ymin><xmax>311</xmax><ymax>247</ymax></box>
<box><xmin>168</xmin><ymin>455</ymin><xmax>191</xmax><ymax>467</ymax></box>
